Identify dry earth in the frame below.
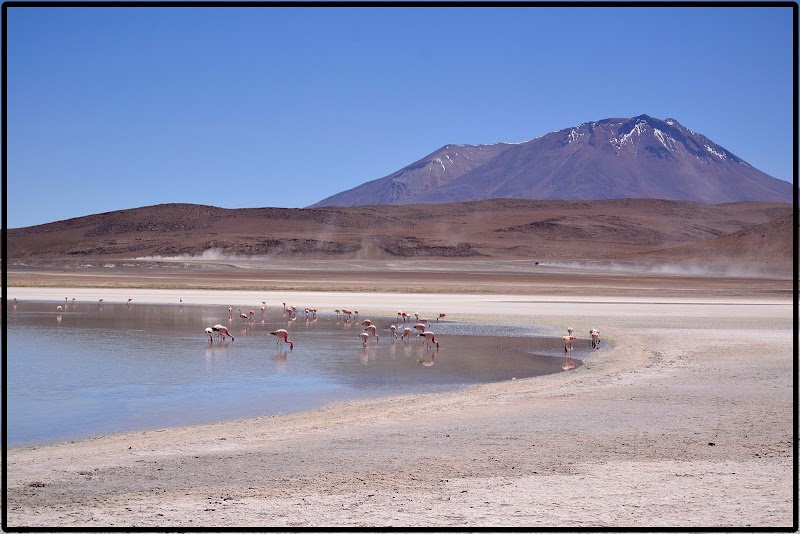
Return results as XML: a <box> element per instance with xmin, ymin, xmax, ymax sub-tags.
<box><xmin>6</xmin><ymin>199</ymin><xmax>795</xmax><ymax>272</ymax></box>
<box><xmin>3</xmin><ymin>260</ymin><xmax>795</xmax><ymax>529</ymax></box>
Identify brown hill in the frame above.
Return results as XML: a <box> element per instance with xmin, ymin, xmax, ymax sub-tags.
<box><xmin>630</xmin><ymin>212</ymin><xmax>795</xmax><ymax>267</ymax></box>
<box><xmin>6</xmin><ymin>200</ymin><xmax>794</xmax><ymax>272</ymax></box>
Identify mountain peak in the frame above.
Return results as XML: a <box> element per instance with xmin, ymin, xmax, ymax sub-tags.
<box><xmin>310</xmin><ymin>115</ymin><xmax>791</xmax><ymax>207</ymax></box>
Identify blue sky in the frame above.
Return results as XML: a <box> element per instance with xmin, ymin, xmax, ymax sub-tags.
<box><xmin>5</xmin><ymin>4</ymin><xmax>795</xmax><ymax>228</ymax></box>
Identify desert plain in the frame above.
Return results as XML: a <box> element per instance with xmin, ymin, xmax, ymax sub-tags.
<box><xmin>3</xmin><ymin>255</ymin><xmax>795</xmax><ymax>529</ymax></box>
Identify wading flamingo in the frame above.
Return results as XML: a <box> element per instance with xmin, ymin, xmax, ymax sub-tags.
<box><xmin>389</xmin><ymin>325</ymin><xmax>397</xmax><ymax>338</ymax></box>
<box><xmin>360</xmin><ymin>332</ymin><xmax>370</xmax><ymax>347</ymax></box>
<box><xmin>414</xmin><ymin>323</ymin><xmax>427</xmax><ymax>333</ymax></box>
<box><xmin>205</xmin><ymin>327</ymin><xmax>214</xmax><ymax>343</ymax></box>
<box><xmin>212</xmin><ymin>324</ymin><xmax>234</xmax><ymax>341</ymax></box>
<box><xmin>270</xmin><ymin>329</ymin><xmax>294</xmax><ymax>350</ymax></box>
<box><xmin>362</xmin><ymin>319</ymin><xmax>372</xmax><ymax>327</ymax></box>
<box><xmin>419</xmin><ymin>331</ymin><xmax>439</xmax><ymax>349</ymax></box>
<box><xmin>437</xmin><ymin>313</ymin><xmax>447</xmax><ymax>322</ymax></box>
<box><xmin>563</xmin><ymin>335</ymin><xmax>577</xmax><ymax>353</ymax></box>
<box><xmin>364</xmin><ymin>324</ymin><xmax>379</xmax><ymax>341</ymax></box>
<box><xmin>590</xmin><ymin>329</ymin><xmax>600</xmax><ymax>349</ymax></box>
<box><xmin>401</xmin><ymin>327</ymin><xmax>413</xmax><ymax>340</ymax></box>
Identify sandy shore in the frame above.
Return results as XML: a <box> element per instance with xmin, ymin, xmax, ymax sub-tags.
<box><xmin>4</xmin><ymin>274</ymin><xmax>795</xmax><ymax>528</ymax></box>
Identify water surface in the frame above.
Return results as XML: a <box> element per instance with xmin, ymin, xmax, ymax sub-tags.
<box><xmin>6</xmin><ymin>301</ymin><xmax>587</xmax><ymax>446</ymax></box>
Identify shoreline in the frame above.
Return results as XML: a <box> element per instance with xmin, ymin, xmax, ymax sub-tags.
<box><xmin>5</xmin><ymin>277</ymin><xmax>795</xmax><ymax>528</ymax></box>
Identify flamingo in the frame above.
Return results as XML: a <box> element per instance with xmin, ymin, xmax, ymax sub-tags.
<box><xmin>56</xmin><ymin>305</ymin><xmax>63</xmax><ymax>312</ymax></box>
<box><xmin>419</xmin><ymin>331</ymin><xmax>439</xmax><ymax>349</ymax></box>
<box><xmin>98</xmin><ymin>299</ymin><xmax>103</xmax><ymax>306</ymax></box>
<box><xmin>239</xmin><ymin>309</ymin><xmax>248</xmax><ymax>321</ymax></box>
<box><xmin>212</xmin><ymin>324</ymin><xmax>234</xmax><ymax>341</ymax></box>
<box><xmin>205</xmin><ymin>327</ymin><xmax>214</xmax><ymax>343</ymax></box>
<box><xmin>270</xmin><ymin>329</ymin><xmax>294</xmax><ymax>350</ymax></box>
<box><xmin>563</xmin><ymin>335</ymin><xmax>577</xmax><ymax>353</ymax></box>
<box><xmin>590</xmin><ymin>329</ymin><xmax>600</xmax><ymax>349</ymax></box>
<box><xmin>437</xmin><ymin>313</ymin><xmax>447</xmax><ymax>322</ymax></box>
<box><xmin>413</xmin><ymin>323</ymin><xmax>427</xmax><ymax>333</ymax></box>
<box><xmin>389</xmin><ymin>325</ymin><xmax>397</xmax><ymax>338</ymax></box>
<box><xmin>362</xmin><ymin>319</ymin><xmax>372</xmax><ymax>327</ymax></box>
<box><xmin>401</xmin><ymin>327</ymin><xmax>413</xmax><ymax>340</ymax></box>
<box><xmin>127</xmin><ymin>298</ymin><xmax>133</xmax><ymax>305</ymax></box>
<box><xmin>364</xmin><ymin>324</ymin><xmax>379</xmax><ymax>341</ymax></box>
<box><xmin>360</xmin><ymin>332</ymin><xmax>370</xmax><ymax>347</ymax></box>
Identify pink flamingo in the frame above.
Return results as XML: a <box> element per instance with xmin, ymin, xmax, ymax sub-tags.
<box><xmin>590</xmin><ymin>329</ymin><xmax>600</xmax><ymax>349</ymax></box>
<box><xmin>360</xmin><ymin>332</ymin><xmax>370</xmax><ymax>347</ymax></box>
<box><xmin>364</xmin><ymin>324</ymin><xmax>379</xmax><ymax>341</ymax></box>
<box><xmin>397</xmin><ymin>311</ymin><xmax>410</xmax><ymax>323</ymax></box>
<box><xmin>270</xmin><ymin>329</ymin><xmax>293</xmax><ymax>350</ymax></box>
<box><xmin>414</xmin><ymin>323</ymin><xmax>427</xmax><ymax>333</ymax></box>
<box><xmin>205</xmin><ymin>327</ymin><xmax>214</xmax><ymax>343</ymax></box>
<box><xmin>419</xmin><ymin>331</ymin><xmax>439</xmax><ymax>349</ymax></box>
<box><xmin>362</xmin><ymin>319</ymin><xmax>372</xmax><ymax>327</ymax></box>
<box><xmin>389</xmin><ymin>325</ymin><xmax>397</xmax><ymax>338</ymax></box>
<box><xmin>563</xmin><ymin>335</ymin><xmax>577</xmax><ymax>353</ymax></box>
<box><xmin>437</xmin><ymin>313</ymin><xmax>447</xmax><ymax>322</ymax></box>
<box><xmin>212</xmin><ymin>324</ymin><xmax>234</xmax><ymax>341</ymax></box>
<box><xmin>400</xmin><ymin>327</ymin><xmax>413</xmax><ymax>340</ymax></box>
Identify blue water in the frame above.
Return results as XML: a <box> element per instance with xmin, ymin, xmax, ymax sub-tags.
<box><xmin>6</xmin><ymin>301</ymin><xmax>585</xmax><ymax>447</ymax></box>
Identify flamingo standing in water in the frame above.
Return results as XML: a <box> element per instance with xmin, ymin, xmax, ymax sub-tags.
<box><xmin>205</xmin><ymin>327</ymin><xmax>215</xmax><ymax>343</ymax></box>
<box><xmin>419</xmin><ymin>331</ymin><xmax>439</xmax><ymax>349</ymax></box>
<box><xmin>413</xmin><ymin>323</ymin><xmax>427</xmax><ymax>334</ymax></box>
<box><xmin>212</xmin><ymin>324</ymin><xmax>234</xmax><ymax>341</ymax></box>
<box><xmin>590</xmin><ymin>329</ymin><xmax>600</xmax><ymax>349</ymax></box>
<box><xmin>563</xmin><ymin>335</ymin><xmax>577</xmax><ymax>353</ymax></box>
<box><xmin>364</xmin><ymin>324</ymin><xmax>379</xmax><ymax>341</ymax></box>
<box><xmin>400</xmin><ymin>327</ymin><xmax>413</xmax><ymax>340</ymax></box>
<box><xmin>360</xmin><ymin>332</ymin><xmax>370</xmax><ymax>347</ymax></box>
<box><xmin>389</xmin><ymin>325</ymin><xmax>397</xmax><ymax>338</ymax></box>
<box><xmin>270</xmin><ymin>329</ymin><xmax>294</xmax><ymax>350</ymax></box>
<box><xmin>437</xmin><ymin>313</ymin><xmax>447</xmax><ymax>322</ymax></box>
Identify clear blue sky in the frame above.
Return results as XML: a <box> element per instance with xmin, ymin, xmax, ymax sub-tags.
<box><xmin>5</xmin><ymin>4</ymin><xmax>795</xmax><ymax>228</ymax></box>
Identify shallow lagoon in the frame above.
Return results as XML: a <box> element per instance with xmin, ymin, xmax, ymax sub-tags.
<box><xmin>6</xmin><ymin>301</ymin><xmax>587</xmax><ymax>446</ymax></box>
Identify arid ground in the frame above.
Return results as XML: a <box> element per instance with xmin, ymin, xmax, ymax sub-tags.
<box><xmin>3</xmin><ymin>256</ymin><xmax>795</xmax><ymax>529</ymax></box>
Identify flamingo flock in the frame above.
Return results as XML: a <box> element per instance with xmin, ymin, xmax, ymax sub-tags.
<box><xmin>35</xmin><ymin>296</ymin><xmax>601</xmax><ymax>367</ymax></box>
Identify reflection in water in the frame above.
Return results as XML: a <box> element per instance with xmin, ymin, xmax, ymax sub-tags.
<box><xmin>7</xmin><ymin>301</ymin><xmax>590</xmax><ymax>446</ymax></box>
<box><xmin>417</xmin><ymin>347</ymin><xmax>438</xmax><ymax>367</ymax></box>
